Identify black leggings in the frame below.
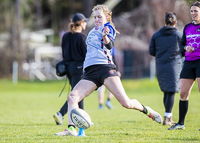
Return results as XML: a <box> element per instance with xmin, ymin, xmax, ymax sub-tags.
<box><xmin>163</xmin><ymin>92</ymin><xmax>175</xmax><ymax>113</ymax></box>
<box><xmin>59</xmin><ymin>100</ymin><xmax>84</xmax><ymax>116</ymax></box>
<box><xmin>59</xmin><ymin>61</ymin><xmax>84</xmax><ymax>116</ymax></box>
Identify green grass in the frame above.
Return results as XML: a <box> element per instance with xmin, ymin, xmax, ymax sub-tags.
<box><xmin>0</xmin><ymin>79</ymin><xmax>200</xmax><ymax>143</ymax></box>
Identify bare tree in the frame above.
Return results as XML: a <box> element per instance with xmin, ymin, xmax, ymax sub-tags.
<box><xmin>34</xmin><ymin>0</ymin><xmax>43</xmax><ymax>30</ymax></box>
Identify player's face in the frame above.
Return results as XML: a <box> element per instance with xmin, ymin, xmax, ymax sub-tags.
<box><xmin>93</xmin><ymin>9</ymin><xmax>107</xmax><ymax>27</ymax></box>
<box><xmin>190</xmin><ymin>6</ymin><xmax>200</xmax><ymax>24</ymax></box>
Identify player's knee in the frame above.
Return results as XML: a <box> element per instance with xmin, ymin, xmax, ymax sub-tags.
<box><xmin>68</xmin><ymin>92</ymin><xmax>78</xmax><ymax>104</ymax></box>
<box><xmin>180</xmin><ymin>90</ymin><xmax>188</xmax><ymax>100</ymax></box>
<box><xmin>121</xmin><ymin>101</ymin><xmax>131</xmax><ymax>109</ymax></box>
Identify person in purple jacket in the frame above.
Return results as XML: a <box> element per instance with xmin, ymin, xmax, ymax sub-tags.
<box><xmin>168</xmin><ymin>1</ymin><xmax>200</xmax><ymax>130</ymax></box>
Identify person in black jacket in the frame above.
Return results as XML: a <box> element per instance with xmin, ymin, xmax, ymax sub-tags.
<box><xmin>53</xmin><ymin>13</ymin><xmax>88</xmax><ymax>126</ymax></box>
<box><xmin>149</xmin><ymin>12</ymin><xmax>183</xmax><ymax>126</ymax></box>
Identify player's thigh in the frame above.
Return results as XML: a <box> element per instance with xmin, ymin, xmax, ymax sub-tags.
<box><xmin>104</xmin><ymin>76</ymin><xmax>129</xmax><ymax>103</ymax></box>
<box><xmin>69</xmin><ymin>79</ymin><xmax>97</xmax><ymax>102</ymax></box>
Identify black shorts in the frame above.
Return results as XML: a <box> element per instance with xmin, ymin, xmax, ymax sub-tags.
<box><xmin>180</xmin><ymin>58</ymin><xmax>200</xmax><ymax>80</ymax></box>
<box><xmin>82</xmin><ymin>64</ymin><xmax>119</xmax><ymax>88</ymax></box>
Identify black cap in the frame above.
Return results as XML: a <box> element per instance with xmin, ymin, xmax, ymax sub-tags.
<box><xmin>72</xmin><ymin>13</ymin><xmax>89</xmax><ymax>23</ymax></box>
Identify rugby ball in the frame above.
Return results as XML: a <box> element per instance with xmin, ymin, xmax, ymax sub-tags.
<box><xmin>70</xmin><ymin>108</ymin><xmax>91</xmax><ymax>129</ymax></box>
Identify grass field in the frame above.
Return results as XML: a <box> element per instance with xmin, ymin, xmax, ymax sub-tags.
<box><xmin>0</xmin><ymin>78</ymin><xmax>200</xmax><ymax>143</ymax></box>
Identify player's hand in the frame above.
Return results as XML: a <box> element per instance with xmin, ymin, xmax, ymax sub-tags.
<box><xmin>103</xmin><ymin>26</ymin><xmax>109</xmax><ymax>36</ymax></box>
<box><xmin>185</xmin><ymin>46</ymin><xmax>194</xmax><ymax>53</ymax></box>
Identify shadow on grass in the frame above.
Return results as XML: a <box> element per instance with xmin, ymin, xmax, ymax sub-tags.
<box><xmin>118</xmin><ymin>120</ymin><xmax>137</xmax><ymax>123</ymax></box>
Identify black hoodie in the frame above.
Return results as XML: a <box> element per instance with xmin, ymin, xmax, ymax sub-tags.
<box><xmin>159</xmin><ymin>26</ymin><xmax>177</xmax><ymax>36</ymax></box>
<box><xmin>148</xmin><ymin>26</ymin><xmax>183</xmax><ymax>93</ymax></box>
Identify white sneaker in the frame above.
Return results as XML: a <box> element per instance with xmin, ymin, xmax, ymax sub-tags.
<box><xmin>168</xmin><ymin>123</ymin><xmax>185</xmax><ymax>130</ymax></box>
<box><xmin>53</xmin><ymin>112</ymin><xmax>63</xmax><ymax>125</ymax></box>
<box><xmin>54</xmin><ymin>126</ymin><xmax>78</xmax><ymax>136</ymax></box>
<box><xmin>145</xmin><ymin>106</ymin><xmax>162</xmax><ymax>124</ymax></box>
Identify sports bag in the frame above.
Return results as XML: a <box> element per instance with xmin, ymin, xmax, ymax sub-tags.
<box><xmin>56</xmin><ymin>60</ymin><xmax>66</xmax><ymax>77</ymax></box>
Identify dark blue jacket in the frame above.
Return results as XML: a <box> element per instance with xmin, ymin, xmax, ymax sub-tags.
<box><xmin>149</xmin><ymin>26</ymin><xmax>183</xmax><ymax>92</ymax></box>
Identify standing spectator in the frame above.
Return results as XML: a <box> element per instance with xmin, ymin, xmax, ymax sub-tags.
<box><xmin>54</xmin><ymin>4</ymin><xmax>162</xmax><ymax>136</ymax></box>
<box><xmin>168</xmin><ymin>1</ymin><xmax>200</xmax><ymax>130</ymax></box>
<box><xmin>53</xmin><ymin>13</ymin><xmax>88</xmax><ymax>126</ymax></box>
<box><xmin>149</xmin><ymin>12</ymin><xmax>183</xmax><ymax>126</ymax></box>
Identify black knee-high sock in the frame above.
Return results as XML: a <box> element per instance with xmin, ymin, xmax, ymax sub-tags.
<box><xmin>178</xmin><ymin>100</ymin><xmax>188</xmax><ymax>125</ymax></box>
<box><xmin>164</xmin><ymin>92</ymin><xmax>175</xmax><ymax>113</ymax></box>
<box><xmin>68</xmin><ymin>125</ymin><xmax>76</xmax><ymax>128</ymax></box>
<box><xmin>141</xmin><ymin>105</ymin><xmax>148</xmax><ymax>114</ymax></box>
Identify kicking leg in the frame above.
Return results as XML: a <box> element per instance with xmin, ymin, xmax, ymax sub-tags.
<box><xmin>54</xmin><ymin>80</ymin><xmax>96</xmax><ymax>136</ymax></box>
<box><xmin>67</xmin><ymin>80</ymin><xmax>97</xmax><ymax>125</ymax></box>
<box><xmin>104</xmin><ymin>76</ymin><xmax>162</xmax><ymax>123</ymax></box>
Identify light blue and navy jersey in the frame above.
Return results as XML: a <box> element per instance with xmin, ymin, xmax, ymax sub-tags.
<box><xmin>84</xmin><ymin>22</ymin><xmax>116</xmax><ymax>69</ymax></box>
